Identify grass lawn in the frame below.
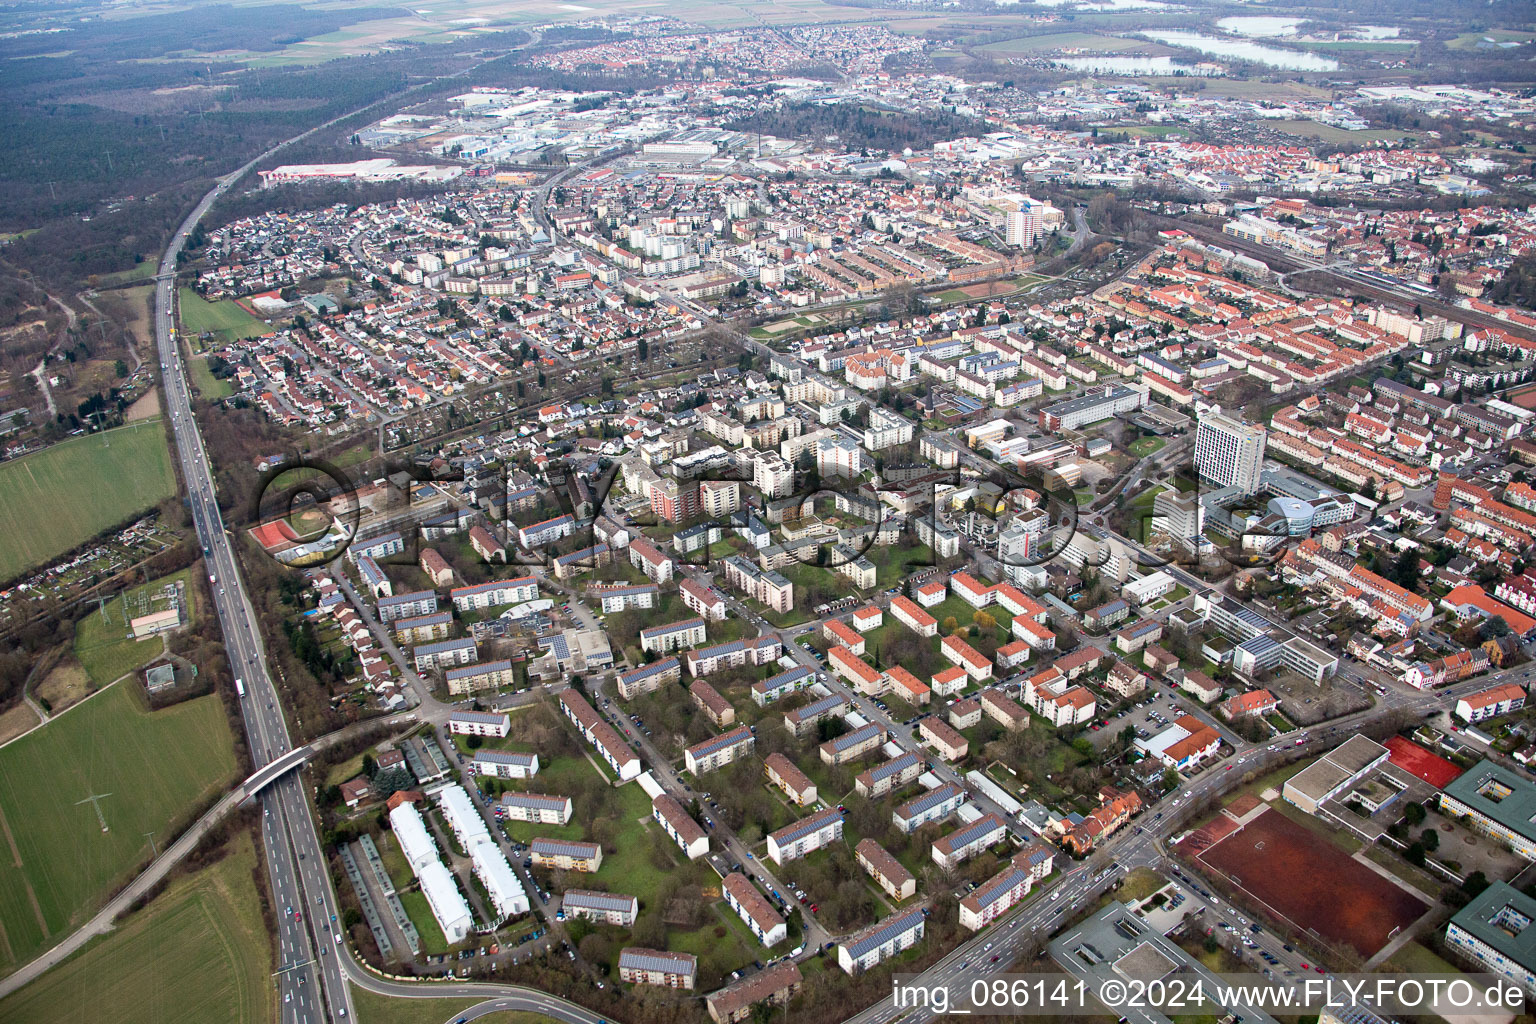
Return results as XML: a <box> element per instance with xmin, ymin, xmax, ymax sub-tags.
<box><xmin>978</xmin><ymin>31</ymin><xmax>1145</xmax><ymax>54</ymax></box>
<box><xmin>0</xmin><ymin>419</ymin><xmax>174</xmax><ymax>582</ymax></box>
<box><xmin>72</xmin><ymin>610</ymin><xmax>162</xmax><ymax>689</ymax></box>
<box><xmin>0</xmin><ymin>833</ymin><xmax>270</xmax><ymax>1024</ymax></box>
<box><xmin>1447</xmin><ymin>29</ymin><xmax>1535</xmax><ymax>50</ymax></box>
<box><xmin>1128</xmin><ymin>436</ymin><xmax>1166</xmax><ymax>457</ymax></box>
<box><xmin>1271</xmin><ymin>120</ymin><xmax>1410</xmax><ymax>145</ymax></box>
<box><xmin>73</xmin><ymin>567</ymin><xmax>198</xmax><ymax>686</ymax></box>
<box><xmin>1119</xmin><ymin>866</ymin><xmax>1166</xmax><ymax>901</ymax></box>
<box><xmin>349</xmin><ymin>986</ymin><xmax>559</xmax><ymax>1024</ymax></box>
<box><xmin>1380</xmin><ymin>939</ymin><xmax>1459</xmax><ymax>975</ymax></box>
<box><xmin>862</xmin><ymin>543</ymin><xmax>934</xmax><ymax>590</ymax></box>
<box><xmin>1305</xmin><ymin>39</ymin><xmax>1416</xmax><ymax>52</ymax></box>
<box><xmin>97</xmin><ymin>262</ymin><xmax>156</xmax><ymax>286</ymax></box>
<box><xmin>923</xmin><ymin>593</ymin><xmax>1012</xmax><ymax>635</ymax></box>
<box><xmin>0</xmin><ymin>681</ymin><xmax>237</xmax><ymax>975</ymax></box>
<box><xmin>398</xmin><ymin>889</ymin><xmax>449</xmax><ymax>955</ymax></box>
<box><xmin>1119</xmin><ymin>125</ymin><xmax>1188</xmax><ymax>139</ymax></box>
<box><xmin>667</xmin><ymin>903</ymin><xmax>771</xmax><ymax>988</ymax></box>
<box><xmin>188</xmin><ymin>352</ymin><xmax>233</xmax><ymax>399</ymax></box>
<box><xmin>178</xmin><ymin>287</ymin><xmax>272</xmax><ymax>343</ymax></box>
<box><xmin>1361</xmin><ymin>846</ymin><xmax>1442</xmax><ymax>896</ymax></box>
<box><xmin>498</xmin><ymin>754</ymin><xmax>675</xmax><ymax>912</ymax></box>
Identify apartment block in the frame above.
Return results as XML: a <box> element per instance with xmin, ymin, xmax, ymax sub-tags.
<box><xmin>589</xmin><ymin>582</ymin><xmax>659</xmax><ymax>614</ymax></box>
<box><xmin>753</xmin><ymin>665</ymin><xmax>813</xmax><ymax>706</ymax></box>
<box><xmin>618</xmin><ymin>948</ymin><xmax>696</xmax><ymax>990</ymax></box>
<box><xmin>684</xmin><ymin>725</ymin><xmax>755</xmax><ymax>775</ymax></box>
<box><xmin>447</xmin><ymin>710</ymin><xmax>510</xmax><ymax>738</ymax></box>
<box><xmin>960</xmin><ymin>864</ymin><xmax>1033</xmax><ymax>931</ymax></box>
<box><xmin>855</xmin><ymin>750</ymin><xmax>924</xmax><ymax>798</ymax></box>
<box><xmin>723</xmin><ymin>555</ymin><xmax>794</xmax><ymax>613</ymax></box>
<box><xmin>765</xmin><ymin>752</ymin><xmax>818</xmax><ymax>806</ymax></box>
<box><xmin>617</xmin><ymin>657</ymin><xmax>682</xmax><ymax>700</ymax></box>
<box><xmin>561</xmin><ymin>889</ymin><xmax>637</xmax><ymax>927</ymax></box>
<box><xmin>640</xmin><ymin>616</ymin><xmax>707</xmax><ymax>655</ymax></box>
<box><xmin>679</xmin><ymin>577</ymin><xmax>727</xmax><ymax>621</ymax></box>
<box><xmin>450</xmin><ymin>576</ymin><xmax>539</xmax><ymax>612</ymax></box>
<box><xmin>559</xmin><ymin>691</ymin><xmax>642</xmax><ymax>781</ymax></box>
<box><xmin>838</xmin><ymin>907</ymin><xmax>925</xmax><ymax>975</ymax></box>
<box><xmin>472</xmin><ymin>750</ymin><xmax>540</xmax><ymax>779</ymax></box>
<box><xmin>378</xmin><ymin>590</ymin><xmax>438</xmax><ymax>624</ymax></box>
<box><xmin>920</xmin><ymin>718</ymin><xmax>969</xmax><ymax>762</ymax></box>
<box><xmin>444</xmin><ymin>658</ymin><xmax>516</xmax><ymax>695</ymax></box>
<box><xmin>414</xmin><ymin>637</ymin><xmax>478</xmax><ymax>673</ymax></box>
<box><xmin>530</xmin><ymin>837</ymin><xmax>603</xmax><ymax>873</ymax></box>
<box><xmin>767</xmin><ymin>806</ymin><xmax>844</xmax><ymax>865</ymax></box>
<box><xmin>723</xmin><ymin>873</ymin><xmax>787</xmax><ymax>947</ymax></box>
<box><xmin>856</xmin><ymin>838</ymin><xmax>916</xmax><ymax>901</ymax></box>
<box><xmin>497</xmin><ymin>792</ymin><xmax>572</xmax><ymax>825</ymax></box>
<box><xmin>820</xmin><ymin>721</ymin><xmax>886</xmax><ymax>765</ymax></box>
<box><xmin>933</xmin><ymin>813</ymin><xmax>1007</xmax><ymax>869</ymax></box>
<box><xmin>894</xmin><ymin>782</ymin><xmax>964</xmax><ymax>833</ymax></box>
<box><xmin>689</xmin><ymin>635</ymin><xmax>783</xmax><ymax>677</ymax></box>
<box><xmin>690</xmin><ymin>679</ymin><xmax>736</xmax><ymax>727</ymax></box>
<box><xmin>653</xmin><ymin>794</ymin><xmax>710</xmax><ymax>860</ymax></box>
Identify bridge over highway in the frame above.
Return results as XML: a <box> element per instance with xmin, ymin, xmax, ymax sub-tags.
<box><xmin>241</xmin><ymin>745</ymin><xmax>311</xmax><ymax>799</ymax></box>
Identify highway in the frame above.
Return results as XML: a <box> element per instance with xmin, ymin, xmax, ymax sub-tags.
<box><xmin>155</xmin><ymin>192</ymin><xmax>612</xmax><ymax>1024</ymax></box>
<box><xmin>155</xmin><ymin>154</ymin><xmax>356</xmax><ymax>1020</ymax></box>
<box><xmin>145</xmin><ymin>74</ymin><xmax>605</xmax><ymax>1024</ymax></box>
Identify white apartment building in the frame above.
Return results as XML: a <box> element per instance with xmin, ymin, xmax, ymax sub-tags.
<box><xmin>838</xmin><ymin>907</ymin><xmax>925</xmax><ymax>975</ymax></box>
<box><xmin>767</xmin><ymin>807</ymin><xmax>844</xmax><ymax>865</ymax></box>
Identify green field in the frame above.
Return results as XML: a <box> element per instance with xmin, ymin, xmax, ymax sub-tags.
<box><xmin>0</xmin><ymin>681</ymin><xmax>237</xmax><ymax>975</ymax></box>
<box><xmin>1304</xmin><ymin>39</ymin><xmax>1417</xmax><ymax>52</ymax></box>
<box><xmin>1447</xmin><ymin>29</ymin><xmax>1536</xmax><ymax>51</ymax></box>
<box><xmin>74</xmin><ymin>568</ymin><xmax>198</xmax><ymax>686</ymax></box>
<box><xmin>178</xmin><ymin>287</ymin><xmax>272</xmax><ymax>343</ymax></box>
<box><xmin>1118</xmin><ymin>125</ymin><xmax>1188</xmax><ymax>139</ymax></box>
<box><xmin>96</xmin><ymin>262</ymin><xmax>156</xmax><ymax>287</ymax></box>
<box><xmin>398</xmin><ymin>889</ymin><xmax>449</xmax><ymax>955</ymax></box>
<box><xmin>350</xmin><ymin>987</ymin><xmax>559</xmax><ymax>1024</ymax></box>
<box><xmin>0</xmin><ymin>833</ymin><xmax>270</xmax><ymax>1024</ymax></box>
<box><xmin>1270</xmin><ymin>120</ymin><xmax>1410</xmax><ymax>145</ymax></box>
<box><xmin>189</xmin><ymin>352</ymin><xmax>234</xmax><ymax>399</ymax></box>
<box><xmin>0</xmin><ymin>418</ymin><xmax>175</xmax><ymax>582</ymax></box>
<box><xmin>978</xmin><ymin>31</ymin><xmax>1146</xmax><ymax>54</ymax></box>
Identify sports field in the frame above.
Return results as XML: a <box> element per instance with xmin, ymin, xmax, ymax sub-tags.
<box><xmin>1197</xmin><ymin>808</ymin><xmax>1427</xmax><ymax>956</ymax></box>
<box><xmin>0</xmin><ymin>418</ymin><xmax>175</xmax><ymax>582</ymax></box>
<box><xmin>1382</xmin><ymin>736</ymin><xmax>1462</xmax><ymax>788</ymax></box>
<box><xmin>0</xmin><ymin>681</ymin><xmax>237</xmax><ymax>975</ymax></box>
<box><xmin>177</xmin><ymin>287</ymin><xmax>272</xmax><ymax>343</ymax></box>
<box><xmin>0</xmin><ymin>833</ymin><xmax>270</xmax><ymax>1024</ymax></box>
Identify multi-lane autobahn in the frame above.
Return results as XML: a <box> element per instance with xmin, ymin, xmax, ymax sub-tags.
<box><xmin>147</xmin><ymin>88</ymin><xmax>602</xmax><ymax>1024</ymax></box>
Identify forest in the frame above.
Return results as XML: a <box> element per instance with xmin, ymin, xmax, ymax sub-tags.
<box><xmin>1487</xmin><ymin>257</ymin><xmax>1536</xmax><ymax>312</ymax></box>
<box><xmin>726</xmin><ymin>102</ymin><xmax>992</xmax><ymax>155</ymax></box>
<box><xmin>0</xmin><ymin>11</ymin><xmax>535</xmax><ymax>290</ymax></box>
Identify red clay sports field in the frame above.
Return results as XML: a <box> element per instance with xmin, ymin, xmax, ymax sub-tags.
<box><xmin>1194</xmin><ymin>808</ymin><xmax>1428</xmax><ymax>957</ymax></box>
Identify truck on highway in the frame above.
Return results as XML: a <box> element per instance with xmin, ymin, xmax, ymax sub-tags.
<box><xmin>235</xmin><ymin>678</ymin><xmax>246</xmax><ymax>699</ymax></box>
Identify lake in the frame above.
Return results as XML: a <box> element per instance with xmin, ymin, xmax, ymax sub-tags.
<box><xmin>1145</xmin><ymin>30</ymin><xmax>1339</xmax><ymax>71</ymax></box>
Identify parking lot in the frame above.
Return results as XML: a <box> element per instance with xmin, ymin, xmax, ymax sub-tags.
<box><xmin>1089</xmin><ymin>687</ymin><xmax>1196</xmax><ymax>750</ymax></box>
